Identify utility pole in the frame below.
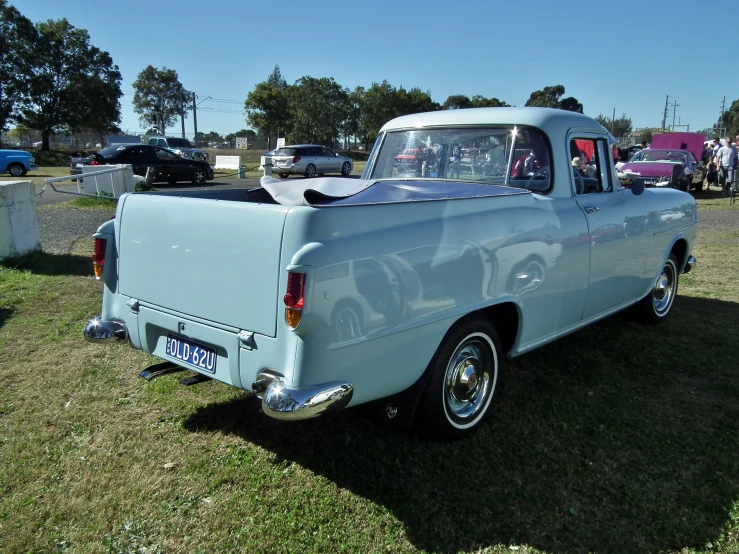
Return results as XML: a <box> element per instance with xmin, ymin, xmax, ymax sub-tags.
<box><xmin>180</xmin><ymin>90</ymin><xmax>186</xmax><ymax>139</ymax></box>
<box><xmin>718</xmin><ymin>96</ymin><xmax>726</xmax><ymax>138</ymax></box>
<box><xmin>611</xmin><ymin>107</ymin><xmax>615</xmax><ymax>134</ymax></box>
<box><xmin>671</xmin><ymin>99</ymin><xmax>679</xmax><ymax>132</ymax></box>
<box><xmin>192</xmin><ymin>92</ymin><xmax>198</xmax><ymax>145</ymax></box>
<box><xmin>661</xmin><ymin>95</ymin><xmax>669</xmax><ymax>132</ymax></box>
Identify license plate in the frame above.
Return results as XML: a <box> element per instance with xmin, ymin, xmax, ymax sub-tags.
<box><xmin>76</xmin><ymin>163</ymin><xmax>83</xmax><ymax>168</ymax></box>
<box><xmin>165</xmin><ymin>334</ymin><xmax>216</xmax><ymax>373</ymax></box>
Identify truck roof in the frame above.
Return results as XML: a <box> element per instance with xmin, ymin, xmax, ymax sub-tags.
<box><xmin>380</xmin><ymin>107</ymin><xmax>604</xmax><ymax>135</ymax></box>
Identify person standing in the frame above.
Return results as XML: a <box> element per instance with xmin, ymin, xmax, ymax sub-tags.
<box><xmin>716</xmin><ymin>138</ymin><xmax>738</xmax><ymax>196</ymax></box>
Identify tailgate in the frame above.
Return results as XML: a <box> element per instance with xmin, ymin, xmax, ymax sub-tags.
<box><xmin>118</xmin><ymin>194</ymin><xmax>289</xmax><ymax>336</ymax></box>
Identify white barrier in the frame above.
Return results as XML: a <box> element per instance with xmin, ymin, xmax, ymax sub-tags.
<box><xmin>0</xmin><ymin>180</ymin><xmax>41</xmax><ymax>258</ymax></box>
<box><xmin>215</xmin><ymin>155</ymin><xmax>240</xmax><ymax>170</ymax></box>
<box><xmin>44</xmin><ymin>164</ymin><xmax>136</xmax><ymax>199</ymax></box>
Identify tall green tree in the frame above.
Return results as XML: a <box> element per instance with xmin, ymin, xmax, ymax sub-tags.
<box><xmin>443</xmin><ymin>95</ymin><xmax>473</xmax><ymax>110</ymax></box>
<box><xmin>470</xmin><ymin>95</ymin><xmax>510</xmax><ymax>108</ymax></box>
<box><xmin>398</xmin><ymin>87</ymin><xmax>439</xmax><ymax>115</ymax></box>
<box><xmin>245</xmin><ymin>79</ymin><xmax>290</xmax><ymax>149</ymax></box>
<box><xmin>717</xmin><ymin>98</ymin><xmax>739</xmax><ymax>138</ymax></box>
<box><xmin>17</xmin><ymin>18</ymin><xmax>122</xmax><ymax>150</ymax></box>
<box><xmin>0</xmin><ymin>0</ymin><xmax>36</xmax><ymax>146</ymax></box>
<box><xmin>266</xmin><ymin>64</ymin><xmax>287</xmax><ymax>90</ymax></box>
<box><xmin>132</xmin><ymin>66</ymin><xmax>188</xmax><ymax>137</ymax></box>
<box><xmin>595</xmin><ymin>113</ymin><xmax>633</xmax><ymax>138</ymax></box>
<box><xmin>287</xmin><ymin>76</ymin><xmax>349</xmax><ymax>146</ymax></box>
<box><xmin>525</xmin><ymin>85</ymin><xmax>583</xmax><ymax>113</ymax></box>
<box><xmin>356</xmin><ymin>81</ymin><xmax>400</xmax><ymax>150</ymax></box>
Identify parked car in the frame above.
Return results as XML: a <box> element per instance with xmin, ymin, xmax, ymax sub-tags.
<box><xmin>146</xmin><ymin>137</ymin><xmax>209</xmax><ymax>161</ymax></box>
<box><xmin>617</xmin><ymin>149</ymin><xmax>707</xmax><ymax>192</ymax></box>
<box><xmin>84</xmin><ymin>107</ymin><xmax>696</xmax><ymax>439</ymax></box>
<box><xmin>71</xmin><ymin>144</ymin><xmax>214</xmax><ymax>184</ymax></box>
<box><xmin>270</xmin><ymin>144</ymin><xmax>353</xmax><ymax>178</ymax></box>
<box><xmin>0</xmin><ymin>149</ymin><xmax>36</xmax><ymax>177</ymax></box>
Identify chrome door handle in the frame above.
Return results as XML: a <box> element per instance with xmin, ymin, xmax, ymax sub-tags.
<box><xmin>584</xmin><ymin>206</ymin><xmax>600</xmax><ymax>213</ymax></box>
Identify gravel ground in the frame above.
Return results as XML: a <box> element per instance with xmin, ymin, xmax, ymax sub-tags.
<box><xmin>37</xmin><ymin>206</ymin><xmax>114</xmax><ymax>254</ymax></box>
<box><xmin>698</xmin><ymin>209</ymin><xmax>739</xmax><ymax>231</ymax></box>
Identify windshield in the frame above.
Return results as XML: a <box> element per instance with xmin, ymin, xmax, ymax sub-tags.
<box><xmin>166</xmin><ymin>138</ymin><xmax>193</xmax><ymax>148</ymax></box>
<box><xmin>363</xmin><ymin>126</ymin><xmax>553</xmax><ymax>193</ymax></box>
<box><xmin>98</xmin><ymin>146</ymin><xmax>126</xmax><ymax>158</ymax></box>
<box><xmin>629</xmin><ymin>150</ymin><xmax>688</xmax><ymax>164</ymax></box>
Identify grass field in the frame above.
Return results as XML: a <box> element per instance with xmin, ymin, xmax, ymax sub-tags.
<box><xmin>1</xmin><ymin>196</ymin><xmax>738</xmax><ymax>553</ymax></box>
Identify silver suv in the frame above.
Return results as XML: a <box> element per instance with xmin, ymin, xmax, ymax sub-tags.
<box><xmin>147</xmin><ymin>137</ymin><xmax>210</xmax><ymax>162</ymax></box>
<box><xmin>270</xmin><ymin>144</ymin><xmax>353</xmax><ymax>178</ymax></box>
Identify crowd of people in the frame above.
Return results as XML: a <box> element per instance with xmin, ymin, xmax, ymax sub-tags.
<box><xmin>705</xmin><ymin>136</ymin><xmax>739</xmax><ymax>196</ymax></box>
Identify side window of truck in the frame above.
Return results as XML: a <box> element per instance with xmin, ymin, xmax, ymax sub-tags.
<box><xmin>570</xmin><ymin>138</ymin><xmax>613</xmax><ymax>195</ymax></box>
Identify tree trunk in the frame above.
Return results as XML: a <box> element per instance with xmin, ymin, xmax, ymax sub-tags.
<box><xmin>42</xmin><ymin>129</ymin><xmax>51</xmax><ymax>151</ymax></box>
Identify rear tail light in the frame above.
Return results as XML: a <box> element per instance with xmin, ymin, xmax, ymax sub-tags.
<box><xmin>90</xmin><ymin>160</ymin><xmax>100</xmax><ymax>166</ymax></box>
<box><xmin>292</xmin><ymin>156</ymin><xmax>301</xmax><ymax>164</ymax></box>
<box><xmin>284</xmin><ymin>272</ymin><xmax>306</xmax><ymax>329</ymax></box>
<box><xmin>92</xmin><ymin>238</ymin><xmax>106</xmax><ymax>279</ymax></box>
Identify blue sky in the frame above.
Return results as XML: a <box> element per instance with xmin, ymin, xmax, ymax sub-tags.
<box><xmin>10</xmin><ymin>0</ymin><xmax>738</xmax><ymax>139</ymax></box>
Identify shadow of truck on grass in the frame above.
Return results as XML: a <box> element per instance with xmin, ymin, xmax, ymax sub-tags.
<box><xmin>182</xmin><ymin>295</ymin><xmax>739</xmax><ymax>554</ymax></box>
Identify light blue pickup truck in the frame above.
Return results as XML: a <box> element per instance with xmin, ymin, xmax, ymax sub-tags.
<box><xmin>0</xmin><ymin>149</ymin><xmax>36</xmax><ymax>177</ymax></box>
<box><xmin>84</xmin><ymin>108</ymin><xmax>697</xmax><ymax>438</ymax></box>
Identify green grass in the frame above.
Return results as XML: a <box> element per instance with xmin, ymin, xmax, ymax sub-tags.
<box><xmin>0</xmin><ymin>197</ymin><xmax>738</xmax><ymax>553</ymax></box>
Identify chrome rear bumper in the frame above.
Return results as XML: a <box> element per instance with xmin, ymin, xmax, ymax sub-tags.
<box><xmin>252</xmin><ymin>371</ymin><xmax>354</xmax><ymax>420</ymax></box>
<box><xmin>84</xmin><ymin>316</ymin><xmax>128</xmax><ymax>343</ymax></box>
<box><xmin>683</xmin><ymin>255</ymin><xmax>696</xmax><ymax>274</ymax></box>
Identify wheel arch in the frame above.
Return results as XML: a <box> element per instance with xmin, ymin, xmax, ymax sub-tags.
<box><xmin>669</xmin><ymin>237</ymin><xmax>690</xmax><ymax>273</ymax></box>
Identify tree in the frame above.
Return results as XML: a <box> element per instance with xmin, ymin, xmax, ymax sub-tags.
<box><xmin>245</xmin><ymin>79</ymin><xmax>290</xmax><ymax>149</ymax></box>
<box><xmin>640</xmin><ymin>129</ymin><xmax>654</xmax><ymax>144</ymax></box>
<box><xmin>442</xmin><ymin>95</ymin><xmax>473</xmax><ymax>110</ymax></box>
<box><xmin>525</xmin><ymin>85</ymin><xmax>583</xmax><ymax>113</ymax></box>
<box><xmin>398</xmin><ymin>87</ymin><xmax>439</xmax><ymax>115</ymax></box>
<box><xmin>470</xmin><ymin>95</ymin><xmax>510</xmax><ymax>108</ymax></box>
<box><xmin>287</xmin><ymin>76</ymin><xmax>349</xmax><ymax>146</ymax></box>
<box><xmin>266</xmin><ymin>64</ymin><xmax>287</xmax><ymax>90</ymax></box>
<box><xmin>0</xmin><ymin>0</ymin><xmax>36</xmax><ymax>146</ymax></box>
<box><xmin>356</xmin><ymin>81</ymin><xmax>400</xmax><ymax>150</ymax></box>
<box><xmin>132</xmin><ymin>65</ymin><xmax>188</xmax><ymax>137</ymax></box>
<box><xmin>595</xmin><ymin>113</ymin><xmax>633</xmax><ymax>139</ymax></box>
<box><xmin>717</xmin><ymin>98</ymin><xmax>739</xmax><ymax>138</ymax></box>
<box><xmin>16</xmin><ymin>18</ymin><xmax>122</xmax><ymax>150</ymax></box>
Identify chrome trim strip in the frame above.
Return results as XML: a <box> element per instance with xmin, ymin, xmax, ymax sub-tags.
<box><xmin>259</xmin><ymin>376</ymin><xmax>354</xmax><ymax>421</ymax></box>
<box><xmin>83</xmin><ymin>316</ymin><xmax>128</xmax><ymax>343</ymax></box>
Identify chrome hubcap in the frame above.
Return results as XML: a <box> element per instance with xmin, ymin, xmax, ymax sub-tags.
<box><xmin>194</xmin><ymin>170</ymin><xmax>205</xmax><ymax>183</ymax></box>
<box><xmin>653</xmin><ymin>265</ymin><xmax>674</xmax><ymax>314</ymax></box>
<box><xmin>307</xmin><ymin>166</ymin><xmax>315</xmax><ymax>177</ymax></box>
<box><xmin>444</xmin><ymin>338</ymin><xmax>493</xmax><ymax>421</ymax></box>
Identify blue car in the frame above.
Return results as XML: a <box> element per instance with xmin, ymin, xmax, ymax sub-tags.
<box><xmin>0</xmin><ymin>149</ymin><xmax>37</xmax><ymax>177</ymax></box>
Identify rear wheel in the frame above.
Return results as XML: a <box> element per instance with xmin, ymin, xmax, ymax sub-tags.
<box><xmin>634</xmin><ymin>253</ymin><xmax>679</xmax><ymax>323</ymax></box>
<box><xmin>7</xmin><ymin>163</ymin><xmax>26</xmax><ymax>177</ymax></box>
<box><xmin>279</xmin><ymin>173</ymin><xmax>289</xmax><ymax>179</ymax></box>
<box><xmin>304</xmin><ymin>164</ymin><xmax>317</xmax><ymax>178</ymax></box>
<box><xmin>417</xmin><ymin>316</ymin><xmax>501</xmax><ymax>439</ymax></box>
<box><xmin>341</xmin><ymin>161</ymin><xmax>351</xmax><ymax>176</ymax></box>
<box><xmin>192</xmin><ymin>168</ymin><xmax>207</xmax><ymax>184</ymax></box>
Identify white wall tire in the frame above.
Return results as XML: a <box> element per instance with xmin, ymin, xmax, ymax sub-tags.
<box><xmin>418</xmin><ymin>316</ymin><xmax>501</xmax><ymax>439</ymax></box>
<box><xmin>635</xmin><ymin>253</ymin><xmax>679</xmax><ymax>323</ymax></box>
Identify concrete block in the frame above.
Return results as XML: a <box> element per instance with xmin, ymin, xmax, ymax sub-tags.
<box><xmin>0</xmin><ymin>180</ymin><xmax>41</xmax><ymax>258</ymax></box>
<box><xmin>215</xmin><ymin>155</ymin><xmax>240</xmax><ymax>170</ymax></box>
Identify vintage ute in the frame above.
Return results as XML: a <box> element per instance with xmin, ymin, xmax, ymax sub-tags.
<box><xmin>84</xmin><ymin>108</ymin><xmax>697</xmax><ymax>438</ymax></box>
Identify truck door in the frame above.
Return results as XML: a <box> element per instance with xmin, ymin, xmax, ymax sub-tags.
<box><xmin>571</xmin><ymin>135</ymin><xmax>651</xmax><ymax>318</ymax></box>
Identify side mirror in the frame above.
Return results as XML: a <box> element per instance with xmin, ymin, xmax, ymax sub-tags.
<box><xmin>631</xmin><ymin>178</ymin><xmax>645</xmax><ymax>196</ymax></box>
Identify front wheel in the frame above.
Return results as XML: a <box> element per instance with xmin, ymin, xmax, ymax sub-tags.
<box><xmin>341</xmin><ymin>161</ymin><xmax>351</xmax><ymax>176</ymax></box>
<box><xmin>8</xmin><ymin>163</ymin><xmax>26</xmax><ymax>177</ymax></box>
<box><xmin>417</xmin><ymin>316</ymin><xmax>501</xmax><ymax>439</ymax></box>
<box><xmin>192</xmin><ymin>168</ymin><xmax>207</xmax><ymax>184</ymax></box>
<box><xmin>279</xmin><ymin>173</ymin><xmax>289</xmax><ymax>179</ymax></box>
<box><xmin>304</xmin><ymin>164</ymin><xmax>316</xmax><ymax>178</ymax></box>
<box><xmin>634</xmin><ymin>253</ymin><xmax>679</xmax><ymax>323</ymax></box>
